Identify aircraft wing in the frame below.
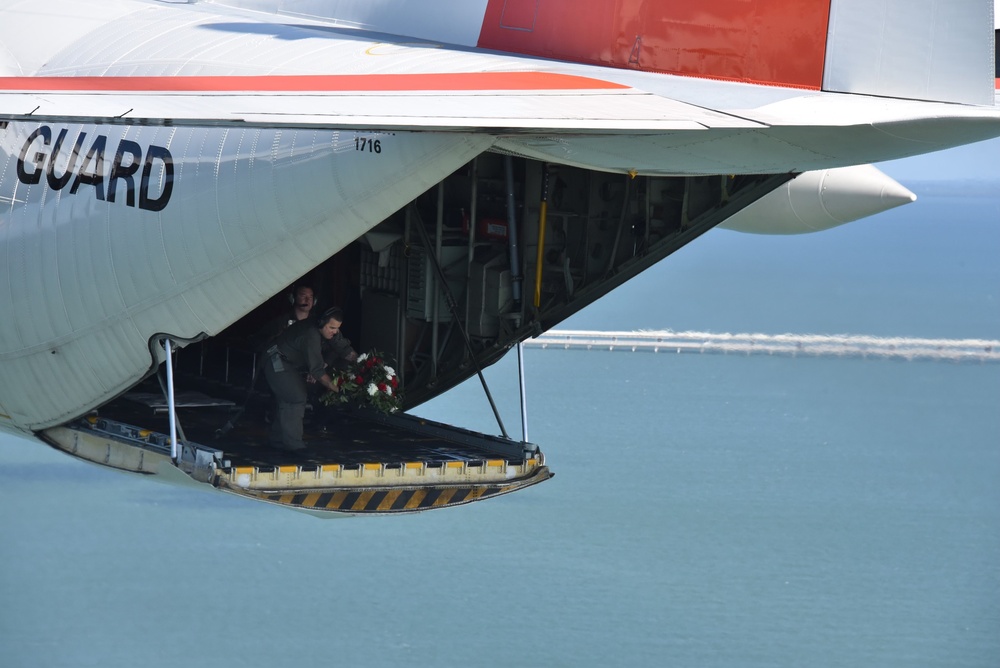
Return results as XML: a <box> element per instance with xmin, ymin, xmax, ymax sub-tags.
<box><xmin>0</xmin><ymin>0</ymin><xmax>997</xmax><ymax>161</ymax></box>
<box><xmin>1</xmin><ymin>71</ymin><xmax>998</xmax><ymax>135</ymax></box>
<box><xmin>0</xmin><ymin>1</ymin><xmax>998</xmax><ymax>176</ymax></box>
<box><xmin>0</xmin><ymin>72</ymin><xmax>764</xmax><ymax>133</ymax></box>
<box><xmin>3</xmin><ymin>70</ymin><xmax>999</xmax><ymax>178</ymax></box>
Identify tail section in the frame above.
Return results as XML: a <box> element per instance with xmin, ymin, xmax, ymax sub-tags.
<box><xmin>477</xmin><ymin>0</ymin><xmax>832</xmax><ymax>90</ymax></box>
<box><xmin>205</xmin><ymin>1</ymin><xmax>996</xmax><ymax>104</ymax></box>
<box><xmin>822</xmin><ymin>0</ymin><xmax>995</xmax><ymax>105</ymax></box>
<box><xmin>477</xmin><ymin>0</ymin><xmax>996</xmax><ymax>104</ymax></box>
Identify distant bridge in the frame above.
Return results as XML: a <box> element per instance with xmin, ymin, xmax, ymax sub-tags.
<box><xmin>525</xmin><ymin>330</ymin><xmax>1000</xmax><ymax>363</ymax></box>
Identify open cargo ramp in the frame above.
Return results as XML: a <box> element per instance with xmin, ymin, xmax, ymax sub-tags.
<box><xmin>40</xmin><ymin>398</ymin><xmax>550</xmax><ymax>515</ymax></box>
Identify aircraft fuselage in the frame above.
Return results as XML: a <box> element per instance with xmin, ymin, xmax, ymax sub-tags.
<box><xmin>0</xmin><ymin>120</ymin><xmax>489</xmax><ymax>434</ymax></box>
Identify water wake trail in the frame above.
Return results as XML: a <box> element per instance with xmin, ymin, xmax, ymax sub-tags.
<box><xmin>526</xmin><ymin>330</ymin><xmax>1000</xmax><ymax>362</ymax></box>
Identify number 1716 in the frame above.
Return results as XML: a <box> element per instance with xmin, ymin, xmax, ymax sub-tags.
<box><xmin>355</xmin><ymin>137</ymin><xmax>381</xmax><ymax>153</ymax></box>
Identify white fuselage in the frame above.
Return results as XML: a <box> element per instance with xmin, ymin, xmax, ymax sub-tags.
<box><xmin>0</xmin><ymin>119</ymin><xmax>490</xmax><ymax>432</ymax></box>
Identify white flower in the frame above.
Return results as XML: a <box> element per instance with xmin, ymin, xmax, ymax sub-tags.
<box><xmin>384</xmin><ymin>366</ymin><xmax>395</xmax><ymax>378</ymax></box>
<box><xmin>385</xmin><ymin>386</ymin><xmax>393</xmax><ymax>397</ymax></box>
<box><xmin>357</xmin><ymin>353</ymin><xmax>369</xmax><ymax>363</ymax></box>
<box><xmin>367</xmin><ymin>383</ymin><xmax>378</xmax><ymax>396</ymax></box>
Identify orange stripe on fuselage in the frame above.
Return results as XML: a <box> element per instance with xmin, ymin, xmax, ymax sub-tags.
<box><xmin>478</xmin><ymin>0</ymin><xmax>832</xmax><ymax>90</ymax></box>
<box><xmin>0</xmin><ymin>72</ymin><xmax>627</xmax><ymax>93</ymax></box>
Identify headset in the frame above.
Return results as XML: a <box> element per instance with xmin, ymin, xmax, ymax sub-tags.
<box><xmin>316</xmin><ymin>306</ymin><xmax>344</xmax><ymax>327</ymax></box>
<box><xmin>288</xmin><ymin>284</ymin><xmax>317</xmax><ymax>309</ymax></box>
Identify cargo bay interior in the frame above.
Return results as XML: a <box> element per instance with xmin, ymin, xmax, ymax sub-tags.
<box><xmin>89</xmin><ymin>152</ymin><xmax>789</xmax><ymax>470</ymax></box>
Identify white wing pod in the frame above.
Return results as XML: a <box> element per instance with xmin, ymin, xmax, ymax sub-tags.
<box><xmin>718</xmin><ymin>165</ymin><xmax>916</xmax><ymax>235</ymax></box>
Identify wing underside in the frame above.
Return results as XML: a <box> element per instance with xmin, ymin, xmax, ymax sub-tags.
<box><xmin>2</xmin><ymin>72</ymin><xmax>1000</xmax><ymax>177</ymax></box>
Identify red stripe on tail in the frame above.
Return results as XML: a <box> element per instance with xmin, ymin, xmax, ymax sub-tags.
<box><xmin>478</xmin><ymin>0</ymin><xmax>832</xmax><ymax>90</ymax></box>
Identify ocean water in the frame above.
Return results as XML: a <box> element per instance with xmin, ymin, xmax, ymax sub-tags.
<box><xmin>1</xmin><ymin>194</ymin><xmax>998</xmax><ymax>667</ymax></box>
<box><xmin>563</xmin><ymin>195</ymin><xmax>1000</xmax><ymax>339</ymax></box>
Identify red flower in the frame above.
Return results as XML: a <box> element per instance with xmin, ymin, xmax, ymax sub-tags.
<box><xmin>354</xmin><ymin>375</ymin><xmax>364</xmax><ymax>384</ymax></box>
<box><xmin>378</xmin><ymin>383</ymin><xmax>387</xmax><ymax>392</ymax></box>
<box><xmin>390</xmin><ymin>377</ymin><xmax>398</xmax><ymax>388</ymax></box>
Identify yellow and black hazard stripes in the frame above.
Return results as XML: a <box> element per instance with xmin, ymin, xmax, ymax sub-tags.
<box><xmin>222</xmin><ymin>461</ymin><xmax>553</xmax><ymax>514</ymax></box>
<box><xmin>264</xmin><ymin>484</ymin><xmax>505</xmax><ymax>513</ymax></box>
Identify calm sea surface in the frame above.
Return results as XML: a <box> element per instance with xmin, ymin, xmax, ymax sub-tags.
<box><xmin>1</xmin><ymin>194</ymin><xmax>998</xmax><ymax>667</ymax></box>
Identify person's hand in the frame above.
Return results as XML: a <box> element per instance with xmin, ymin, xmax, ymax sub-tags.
<box><xmin>305</xmin><ymin>375</ymin><xmax>316</xmax><ymax>384</ymax></box>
